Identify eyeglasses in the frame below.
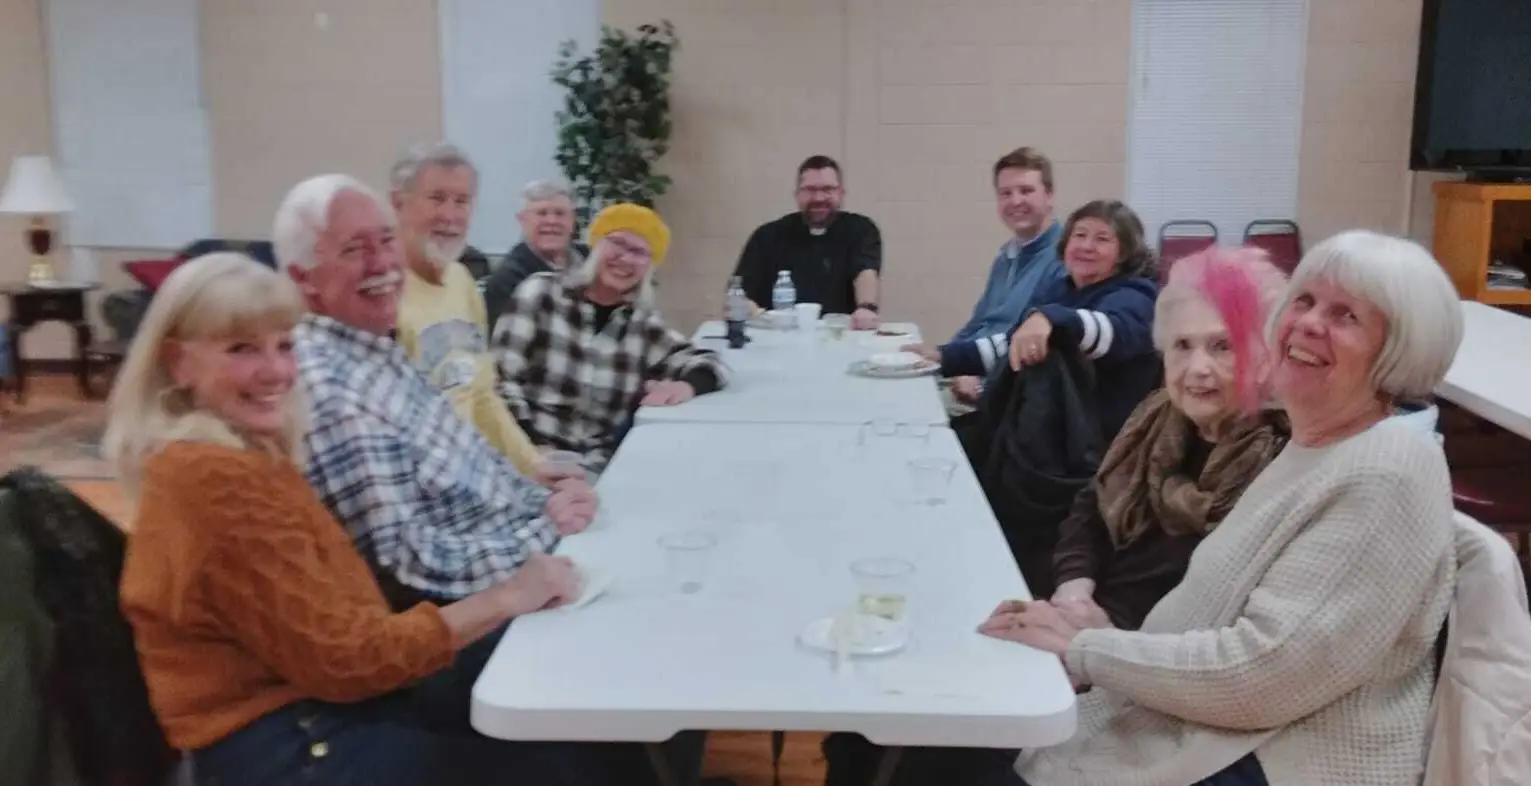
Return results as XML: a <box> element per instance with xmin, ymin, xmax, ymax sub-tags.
<box><xmin>607</xmin><ymin>235</ymin><xmax>653</xmax><ymax>262</ymax></box>
<box><xmin>797</xmin><ymin>185</ymin><xmax>841</xmax><ymax>197</ymax></box>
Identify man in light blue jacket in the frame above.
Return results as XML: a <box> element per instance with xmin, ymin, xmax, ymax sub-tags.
<box><xmin>941</xmin><ymin>147</ymin><xmax>1066</xmax><ymax>404</ymax></box>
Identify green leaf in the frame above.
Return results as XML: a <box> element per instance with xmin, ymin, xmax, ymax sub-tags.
<box><xmin>550</xmin><ymin>20</ymin><xmax>678</xmax><ymax>216</ymax></box>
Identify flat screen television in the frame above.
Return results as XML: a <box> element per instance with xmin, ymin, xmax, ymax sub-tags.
<box><xmin>1411</xmin><ymin>0</ymin><xmax>1531</xmax><ymax>180</ymax></box>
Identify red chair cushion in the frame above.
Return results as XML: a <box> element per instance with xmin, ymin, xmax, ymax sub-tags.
<box><xmin>1158</xmin><ymin>236</ymin><xmax>1217</xmax><ymax>283</ymax></box>
<box><xmin>1452</xmin><ymin>466</ymin><xmax>1531</xmax><ymax>526</ymax></box>
<box><xmin>122</xmin><ymin>258</ymin><xmax>184</xmax><ymax>293</ymax></box>
<box><xmin>1246</xmin><ymin>234</ymin><xmax>1301</xmax><ymax>273</ymax></box>
<box><xmin>1160</xmin><ymin>235</ymin><xmax>1215</xmax><ymax>263</ymax></box>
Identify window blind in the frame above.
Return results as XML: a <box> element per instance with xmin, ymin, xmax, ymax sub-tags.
<box><xmin>43</xmin><ymin>0</ymin><xmax>213</xmax><ymax>248</ymax></box>
<box><xmin>439</xmin><ymin>0</ymin><xmax>600</xmax><ymax>253</ymax></box>
<box><xmin>1126</xmin><ymin>0</ymin><xmax>1308</xmax><ymax>244</ymax></box>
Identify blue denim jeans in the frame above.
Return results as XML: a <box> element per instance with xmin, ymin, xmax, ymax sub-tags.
<box><xmin>188</xmin><ymin>625</ymin><xmax>696</xmax><ymax>786</ymax></box>
<box><xmin>188</xmin><ymin>696</ymin><xmax>632</xmax><ymax>786</ymax></box>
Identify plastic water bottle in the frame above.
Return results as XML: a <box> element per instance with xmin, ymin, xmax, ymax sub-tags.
<box><xmin>771</xmin><ymin>271</ymin><xmax>796</xmax><ymax>324</ymax></box>
<box><xmin>725</xmin><ymin>275</ymin><xmax>749</xmax><ymax>348</ymax></box>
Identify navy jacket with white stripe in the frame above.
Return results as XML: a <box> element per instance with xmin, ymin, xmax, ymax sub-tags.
<box><xmin>944</xmin><ymin>272</ymin><xmax>1161</xmax><ymax>441</ymax></box>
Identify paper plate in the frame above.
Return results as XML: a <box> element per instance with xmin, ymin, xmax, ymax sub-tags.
<box><xmin>847</xmin><ymin>359</ymin><xmax>939</xmax><ymax>379</ymax></box>
<box><xmin>869</xmin><ymin>351</ymin><xmax>925</xmax><ymax>370</ymax></box>
<box><xmin>798</xmin><ymin>614</ymin><xmax>908</xmax><ymax>657</ymax></box>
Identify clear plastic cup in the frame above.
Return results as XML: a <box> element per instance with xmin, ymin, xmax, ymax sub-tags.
<box><xmin>902</xmin><ymin>421</ymin><xmax>933</xmax><ymax>443</ymax></box>
<box><xmin>851</xmin><ymin>557</ymin><xmax>915</xmax><ymax>641</ymax></box>
<box><xmin>822</xmin><ymin>313</ymin><xmax>851</xmax><ymax>340</ymax></box>
<box><xmin>659</xmin><ymin>531</ymin><xmax>717</xmax><ymax>593</ymax></box>
<box><xmin>907</xmin><ymin>457</ymin><xmax>957</xmax><ymax>505</ymax></box>
<box><xmin>539</xmin><ymin>450</ymin><xmax>586</xmax><ymax>482</ymax></box>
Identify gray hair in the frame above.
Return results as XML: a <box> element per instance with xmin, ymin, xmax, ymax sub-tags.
<box><xmin>522</xmin><ymin>178</ymin><xmax>573</xmax><ymax>207</ymax></box>
<box><xmin>272</xmin><ymin>174</ymin><xmax>392</xmax><ymax>271</ymax></box>
<box><xmin>389</xmin><ymin>141</ymin><xmax>478</xmax><ymax>193</ymax></box>
<box><xmin>1271</xmin><ymin>229</ymin><xmax>1463</xmax><ymax>400</ymax></box>
<box><xmin>567</xmin><ymin>239</ymin><xmax>657</xmax><ymax>307</ymax></box>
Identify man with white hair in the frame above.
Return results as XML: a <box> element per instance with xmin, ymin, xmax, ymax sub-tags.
<box><xmin>388</xmin><ymin>142</ymin><xmax>557</xmax><ymax>479</ymax></box>
<box><xmin>275</xmin><ymin>172</ymin><xmax>598</xmax><ymax>609</ymax></box>
<box><xmin>481</xmin><ymin>178</ymin><xmax>587</xmax><ymax>322</ymax></box>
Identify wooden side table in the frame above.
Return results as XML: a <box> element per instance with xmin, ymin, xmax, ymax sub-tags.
<box><xmin>1</xmin><ymin>282</ymin><xmax>101</xmax><ymax>402</ymax></box>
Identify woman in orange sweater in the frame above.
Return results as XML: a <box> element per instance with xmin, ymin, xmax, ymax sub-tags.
<box><xmin>106</xmin><ymin>252</ymin><xmax>623</xmax><ymax>785</ymax></box>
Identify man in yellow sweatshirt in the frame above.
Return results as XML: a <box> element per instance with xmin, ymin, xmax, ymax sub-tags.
<box><xmin>388</xmin><ymin>142</ymin><xmax>561</xmax><ymax>484</ymax></box>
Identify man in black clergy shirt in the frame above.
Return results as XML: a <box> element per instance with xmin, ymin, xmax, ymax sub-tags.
<box><xmin>732</xmin><ymin>155</ymin><xmax>883</xmax><ymax>330</ymax></box>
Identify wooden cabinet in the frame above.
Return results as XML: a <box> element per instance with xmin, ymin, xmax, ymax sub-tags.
<box><xmin>1432</xmin><ymin>181</ymin><xmax>1531</xmax><ymax>305</ymax></box>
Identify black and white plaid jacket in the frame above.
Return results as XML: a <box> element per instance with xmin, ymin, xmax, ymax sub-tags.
<box><xmin>492</xmin><ymin>271</ymin><xmax>729</xmax><ymax>471</ymax></box>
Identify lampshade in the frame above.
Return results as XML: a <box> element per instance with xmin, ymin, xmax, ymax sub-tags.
<box><xmin>0</xmin><ymin>155</ymin><xmax>76</xmax><ymax>215</ymax></box>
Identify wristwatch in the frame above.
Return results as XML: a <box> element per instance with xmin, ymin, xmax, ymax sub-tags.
<box><xmin>856</xmin><ymin>302</ymin><xmax>880</xmax><ymax>313</ymax></box>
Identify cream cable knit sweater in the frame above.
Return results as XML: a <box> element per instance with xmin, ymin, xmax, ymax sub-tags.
<box><xmin>1016</xmin><ymin>420</ymin><xmax>1455</xmax><ymax>786</ymax></box>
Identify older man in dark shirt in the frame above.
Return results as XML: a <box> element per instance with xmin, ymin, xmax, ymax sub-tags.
<box><xmin>481</xmin><ymin>179</ymin><xmax>587</xmax><ymax>323</ymax></box>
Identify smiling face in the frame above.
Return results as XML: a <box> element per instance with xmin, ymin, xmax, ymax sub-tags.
<box><xmin>1063</xmin><ymin>217</ymin><xmax>1121</xmax><ymax>287</ymax></box>
<box><xmin>590</xmin><ymin>231</ymin><xmax>653</xmax><ymax>299</ymax></box>
<box><xmin>518</xmin><ymin>194</ymin><xmax>576</xmax><ymax>259</ymax></box>
<box><xmin>1163</xmin><ymin>298</ymin><xmax>1238</xmax><ymax>438</ymax></box>
<box><xmin>994</xmin><ymin>167</ymin><xmax>1053</xmax><ymax>239</ymax></box>
<box><xmin>1271</xmin><ymin>277</ymin><xmax>1388</xmax><ymax>418</ymax></box>
<box><xmin>795</xmin><ymin>167</ymin><xmax>843</xmax><ymax>229</ymax></box>
<box><xmin>393</xmin><ymin>163</ymin><xmax>474</xmax><ymax>275</ymax></box>
<box><xmin>288</xmin><ymin>190</ymin><xmax>403</xmax><ymax>335</ymax></box>
<box><xmin>166</xmin><ymin>329</ymin><xmax>297</xmax><ymax>437</ymax></box>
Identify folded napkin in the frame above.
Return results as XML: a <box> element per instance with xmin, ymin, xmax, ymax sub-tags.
<box><xmin>565</xmin><ymin>563</ymin><xmax>613</xmax><ymax>611</ymax></box>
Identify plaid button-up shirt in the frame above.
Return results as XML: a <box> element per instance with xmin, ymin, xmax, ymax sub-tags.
<box><xmin>295</xmin><ymin>314</ymin><xmax>558</xmax><ymax>600</ymax></box>
<box><xmin>492</xmin><ymin>271</ymin><xmax>729</xmax><ymax>471</ymax></box>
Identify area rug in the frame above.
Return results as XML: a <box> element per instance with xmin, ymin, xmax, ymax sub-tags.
<box><xmin>0</xmin><ymin>405</ymin><xmax>114</xmax><ymax>481</ymax></box>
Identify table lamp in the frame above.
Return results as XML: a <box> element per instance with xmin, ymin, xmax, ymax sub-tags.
<box><xmin>0</xmin><ymin>155</ymin><xmax>76</xmax><ymax>285</ymax></box>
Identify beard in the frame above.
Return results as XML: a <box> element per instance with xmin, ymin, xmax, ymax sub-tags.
<box><xmin>803</xmin><ymin>203</ymin><xmax>836</xmax><ymax>229</ymax></box>
<box><xmin>422</xmin><ymin>237</ymin><xmax>466</xmax><ymax>273</ymax></box>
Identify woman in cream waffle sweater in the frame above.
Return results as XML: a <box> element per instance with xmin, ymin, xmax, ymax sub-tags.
<box><xmin>981</xmin><ymin>230</ymin><xmax>1465</xmax><ymax>786</ymax></box>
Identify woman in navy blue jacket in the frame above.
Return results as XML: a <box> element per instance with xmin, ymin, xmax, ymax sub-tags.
<box><xmin>941</xmin><ymin>200</ymin><xmax>1160</xmax><ymax>441</ymax></box>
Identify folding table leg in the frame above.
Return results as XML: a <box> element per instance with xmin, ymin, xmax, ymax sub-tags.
<box><xmin>645</xmin><ymin>743</ymin><xmax>683</xmax><ymax>786</ymax></box>
<box><xmin>871</xmin><ymin>747</ymin><xmax>904</xmax><ymax>786</ymax></box>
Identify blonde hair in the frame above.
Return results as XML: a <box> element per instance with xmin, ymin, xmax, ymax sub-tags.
<box><xmin>567</xmin><ymin>238</ymin><xmax>658</xmax><ymax>306</ymax></box>
<box><xmin>102</xmin><ymin>253</ymin><xmax>309</xmax><ymax>500</ymax></box>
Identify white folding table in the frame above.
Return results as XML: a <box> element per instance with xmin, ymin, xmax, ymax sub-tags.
<box><xmin>632</xmin><ymin>321</ymin><xmax>950</xmax><ymax>428</ymax></box>
<box><xmin>1438</xmin><ymin>301</ymin><xmax>1531</xmax><ymax>440</ymax></box>
<box><xmin>472</xmin><ymin>423</ymin><xmax>1077</xmax><ymax>782</ymax></box>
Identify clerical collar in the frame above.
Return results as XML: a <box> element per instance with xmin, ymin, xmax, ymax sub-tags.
<box><xmin>799</xmin><ymin>211</ymin><xmax>840</xmax><ymax>236</ymax></box>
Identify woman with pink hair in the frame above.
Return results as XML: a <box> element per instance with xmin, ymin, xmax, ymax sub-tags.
<box><xmin>1046</xmin><ymin>246</ymin><xmax>1291</xmax><ymax>632</ymax></box>
<box><xmin>820</xmin><ymin>246</ymin><xmax>1294</xmax><ymax>786</ymax></box>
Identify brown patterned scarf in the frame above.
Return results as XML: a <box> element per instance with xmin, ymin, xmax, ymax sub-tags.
<box><xmin>1098</xmin><ymin>390</ymin><xmax>1290</xmax><ymax>549</ymax></box>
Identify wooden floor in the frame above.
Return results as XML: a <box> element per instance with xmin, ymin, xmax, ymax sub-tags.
<box><xmin>6</xmin><ymin>375</ymin><xmax>829</xmax><ymax>786</ymax></box>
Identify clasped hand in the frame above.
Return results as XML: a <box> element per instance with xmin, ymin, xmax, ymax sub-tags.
<box><xmin>641</xmin><ymin>379</ymin><xmax>696</xmax><ymax>406</ymax></box>
<box><xmin>1007</xmin><ymin>312</ymin><xmax>1053</xmax><ymax>370</ymax></box>
<box><xmin>546</xmin><ymin>478</ymin><xmax>598</xmax><ymax>535</ymax></box>
<box><xmin>978</xmin><ymin>599</ymin><xmax>1080</xmax><ymax>655</ymax></box>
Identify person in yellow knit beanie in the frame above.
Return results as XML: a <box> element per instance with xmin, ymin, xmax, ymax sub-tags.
<box><xmin>388</xmin><ymin>142</ymin><xmax>575</xmax><ymax>486</ymax></box>
<box><xmin>586</xmin><ymin>202</ymin><xmax>672</xmax><ymax>266</ymax></box>
<box><xmin>491</xmin><ymin>201</ymin><xmax>730</xmax><ymax>475</ymax></box>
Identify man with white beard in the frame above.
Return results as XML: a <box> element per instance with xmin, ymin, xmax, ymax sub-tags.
<box><xmin>387</xmin><ymin>142</ymin><xmax>549</xmax><ymax>479</ymax></box>
<box><xmin>276</xmin><ymin>171</ymin><xmax>597</xmax><ymax>611</ymax></box>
